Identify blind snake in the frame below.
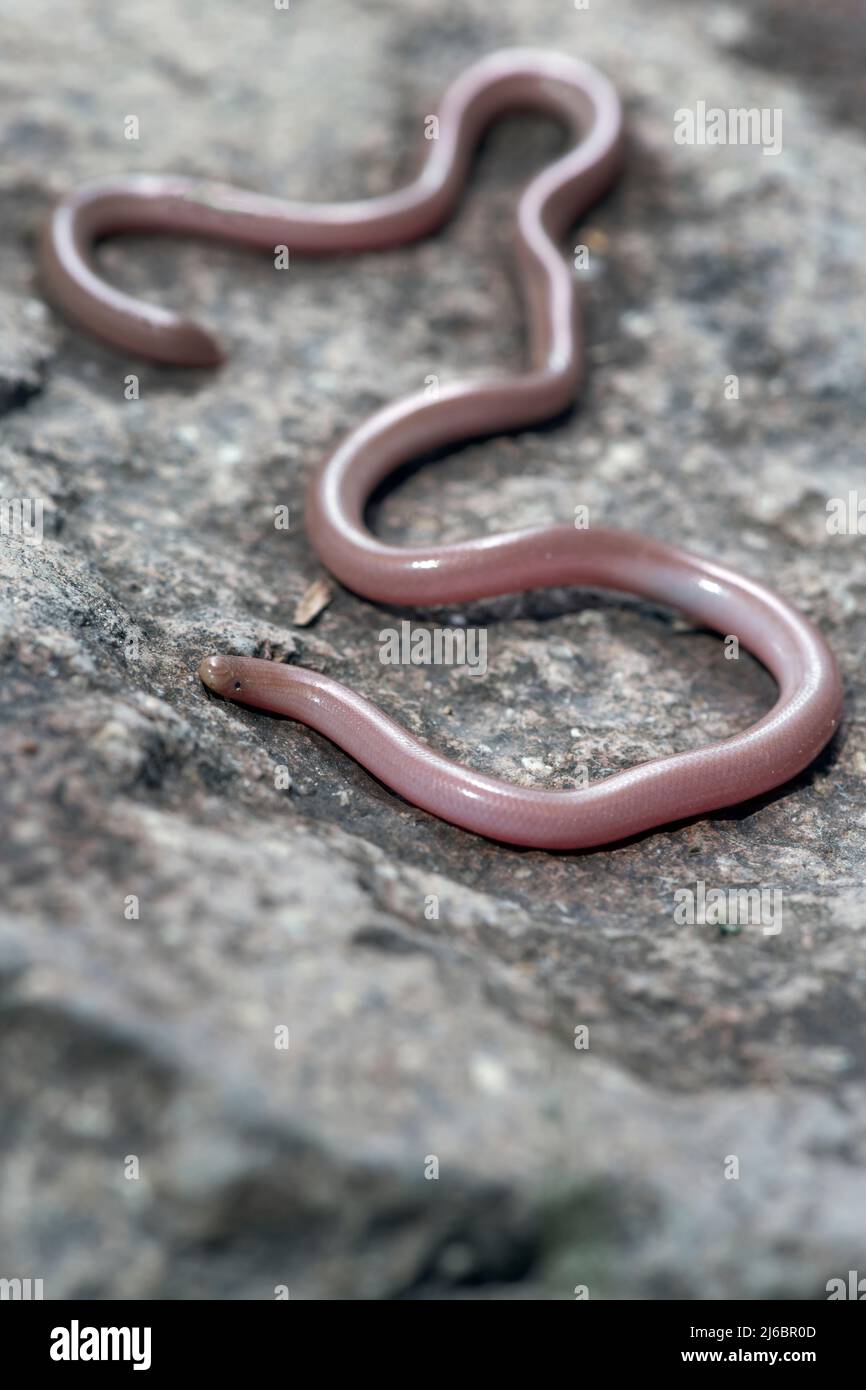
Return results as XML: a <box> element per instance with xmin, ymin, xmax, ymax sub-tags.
<box><xmin>40</xmin><ymin>49</ymin><xmax>842</xmax><ymax>850</ymax></box>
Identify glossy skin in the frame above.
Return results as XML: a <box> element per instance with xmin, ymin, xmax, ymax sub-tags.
<box><xmin>41</xmin><ymin>50</ymin><xmax>842</xmax><ymax>849</ymax></box>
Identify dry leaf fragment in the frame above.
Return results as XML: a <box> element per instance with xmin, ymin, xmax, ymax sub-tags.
<box><xmin>293</xmin><ymin>578</ymin><xmax>333</xmax><ymax>627</ymax></box>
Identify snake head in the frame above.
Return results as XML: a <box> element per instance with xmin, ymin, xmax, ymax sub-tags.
<box><xmin>198</xmin><ymin>653</ymin><xmax>246</xmax><ymax>698</ymax></box>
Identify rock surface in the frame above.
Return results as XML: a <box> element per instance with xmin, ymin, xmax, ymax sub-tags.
<box><xmin>1</xmin><ymin>0</ymin><xmax>864</xmax><ymax>1299</ymax></box>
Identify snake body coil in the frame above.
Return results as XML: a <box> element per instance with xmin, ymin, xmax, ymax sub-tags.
<box><xmin>41</xmin><ymin>49</ymin><xmax>842</xmax><ymax>849</ymax></box>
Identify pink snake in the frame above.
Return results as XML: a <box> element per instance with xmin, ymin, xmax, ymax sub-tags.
<box><xmin>40</xmin><ymin>49</ymin><xmax>842</xmax><ymax>849</ymax></box>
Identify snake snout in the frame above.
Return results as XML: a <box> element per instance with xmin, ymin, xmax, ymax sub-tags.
<box><xmin>198</xmin><ymin>653</ymin><xmax>238</xmax><ymax>695</ymax></box>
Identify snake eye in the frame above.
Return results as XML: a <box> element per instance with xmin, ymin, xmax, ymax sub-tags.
<box><xmin>234</xmin><ymin>681</ymin><xmax>242</xmax><ymax>690</ymax></box>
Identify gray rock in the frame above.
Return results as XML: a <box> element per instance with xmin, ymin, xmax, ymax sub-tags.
<box><xmin>1</xmin><ymin>0</ymin><xmax>864</xmax><ymax>1299</ymax></box>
